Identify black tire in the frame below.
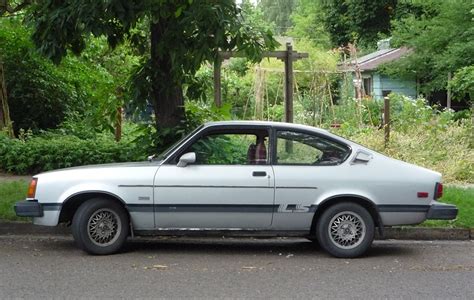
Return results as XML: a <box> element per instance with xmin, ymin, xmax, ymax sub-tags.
<box><xmin>316</xmin><ymin>202</ymin><xmax>374</xmax><ymax>258</ymax></box>
<box><xmin>72</xmin><ymin>198</ymin><xmax>129</xmax><ymax>255</ymax></box>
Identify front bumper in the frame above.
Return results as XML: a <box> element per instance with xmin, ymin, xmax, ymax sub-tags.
<box><xmin>14</xmin><ymin>200</ymin><xmax>43</xmax><ymax>217</ymax></box>
<box><xmin>427</xmin><ymin>202</ymin><xmax>458</xmax><ymax>220</ymax></box>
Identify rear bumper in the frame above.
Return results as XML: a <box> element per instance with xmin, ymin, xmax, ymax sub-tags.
<box><xmin>14</xmin><ymin>200</ymin><xmax>43</xmax><ymax>217</ymax></box>
<box><xmin>427</xmin><ymin>202</ymin><xmax>458</xmax><ymax>220</ymax></box>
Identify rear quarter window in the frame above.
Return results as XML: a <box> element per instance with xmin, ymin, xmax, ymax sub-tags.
<box><xmin>276</xmin><ymin>130</ymin><xmax>351</xmax><ymax>166</ymax></box>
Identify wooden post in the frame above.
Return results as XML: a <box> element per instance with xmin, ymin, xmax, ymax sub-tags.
<box><xmin>254</xmin><ymin>67</ymin><xmax>265</xmax><ymax>120</ymax></box>
<box><xmin>447</xmin><ymin>72</ymin><xmax>452</xmax><ymax>110</ymax></box>
<box><xmin>114</xmin><ymin>107</ymin><xmax>122</xmax><ymax>142</ymax></box>
<box><xmin>384</xmin><ymin>96</ymin><xmax>390</xmax><ymax>147</ymax></box>
<box><xmin>213</xmin><ymin>58</ymin><xmax>222</xmax><ymax>107</ymax></box>
<box><xmin>284</xmin><ymin>43</ymin><xmax>294</xmax><ymax>124</ymax></box>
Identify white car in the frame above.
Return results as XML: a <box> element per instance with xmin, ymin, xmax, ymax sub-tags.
<box><xmin>14</xmin><ymin>121</ymin><xmax>457</xmax><ymax>257</ymax></box>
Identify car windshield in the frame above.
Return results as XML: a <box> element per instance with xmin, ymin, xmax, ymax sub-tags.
<box><xmin>154</xmin><ymin>125</ymin><xmax>203</xmax><ymax>161</ymax></box>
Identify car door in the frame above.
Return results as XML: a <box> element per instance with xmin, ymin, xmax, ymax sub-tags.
<box><xmin>153</xmin><ymin>127</ymin><xmax>275</xmax><ymax>229</ymax></box>
<box><xmin>271</xmin><ymin>129</ymin><xmax>352</xmax><ymax>230</ymax></box>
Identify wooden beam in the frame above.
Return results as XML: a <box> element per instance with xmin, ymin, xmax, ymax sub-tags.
<box><xmin>213</xmin><ymin>58</ymin><xmax>222</xmax><ymax>107</ymax></box>
<box><xmin>219</xmin><ymin>51</ymin><xmax>308</xmax><ymax>61</ymax></box>
<box><xmin>284</xmin><ymin>43</ymin><xmax>294</xmax><ymax>124</ymax></box>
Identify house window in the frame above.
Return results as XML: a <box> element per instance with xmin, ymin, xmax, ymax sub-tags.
<box><xmin>382</xmin><ymin>90</ymin><xmax>392</xmax><ymax>97</ymax></box>
<box><xmin>363</xmin><ymin>77</ymin><xmax>372</xmax><ymax>96</ymax></box>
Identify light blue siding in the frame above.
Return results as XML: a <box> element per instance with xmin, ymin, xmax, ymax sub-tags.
<box><xmin>344</xmin><ymin>72</ymin><xmax>417</xmax><ymax>100</ymax></box>
<box><xmin>372</xmin><ymin>73</ymin><xmax>417</xmax><ymax>100</ymax></box>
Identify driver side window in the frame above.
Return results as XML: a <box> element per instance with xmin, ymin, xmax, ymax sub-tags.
<box><xmin>186</xmin><ymin>130</ymin><xmax>269</xmax><ymax>165</ymax></box>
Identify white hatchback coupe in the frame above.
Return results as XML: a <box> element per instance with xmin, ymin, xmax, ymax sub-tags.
<box><xmin>15</xmin><ymin>121</ymin><xmax>457</xmax><ymax>257</ymax></box>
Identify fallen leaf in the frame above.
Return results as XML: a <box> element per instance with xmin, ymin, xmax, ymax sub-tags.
<box><xmin>152</xmin><ymin>264</ymin><xmax>169</xmax><ymax>270</ymax></box>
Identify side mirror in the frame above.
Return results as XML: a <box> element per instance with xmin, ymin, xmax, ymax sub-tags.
<box><xmin>177</xmin><ymin>152</ymin><xmax>196</xmax><ymax>168</ymax></box>
<box><xmin>352</xmin><ymin>151</ymin><xmax>372</xmax><ymax>164</ymax></box>
<box><xmin>147</xmin><ymin>154</ymin><xmax>156</xmax><ymax>162</ymax></box>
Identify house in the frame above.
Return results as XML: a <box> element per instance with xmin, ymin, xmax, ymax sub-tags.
<box><xmin>339</xmin><ymin>39</ymin><xmax>417</xmax><ymax>100</ymax></box>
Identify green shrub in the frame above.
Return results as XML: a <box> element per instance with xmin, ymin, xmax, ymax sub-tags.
<box><xmin>0</xmin><ymin>132</ymin><xmax>146</xmax><ymax>175</ymax></box>
<box><xmin>0</xmin><ymin>22</ymin><xmax>75</xmax><ymax>133</ymax></box>
<box><xmin>0</xmin><ymin>20</ymin><xmax>126</xmax><ymax>134</ymax></box>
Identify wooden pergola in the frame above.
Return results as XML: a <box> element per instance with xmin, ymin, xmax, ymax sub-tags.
<box><xmin>213</xmin><ymin>43</ymin><xmax>308</xmax><ymax>123</ymax></box>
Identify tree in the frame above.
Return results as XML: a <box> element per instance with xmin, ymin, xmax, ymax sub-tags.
<box><xmin>0</xmin><ymin>1</ymin><xmax>30</xmax><ymax>136</ymax></box>
<box><xmin>258</xmin><ymin>0</ymin><xmax>296</xmax><ymax>35</ymax></box>
<box><xmin>28</xmin><ymin>0</ymin><xmax>277</xmax><ymax>139</ymax></box>
<box><xmin>322</xmin><ymin>0</ymin><xmax>398</xmax><ymax>48</ymax></box>
<box><xmin>0</xmin><ymin>60</ymin><xmax>14</xmax><ymax>137</ymax></box>
<box><xmin>288</xmin><ymin>0</ymin><xmax>331</xmax><ymax>48</ymax></box>
<box><xmin>387</xmin><ymin>0</ymin><xmax>474</xmax><ymax>97</ymax></box>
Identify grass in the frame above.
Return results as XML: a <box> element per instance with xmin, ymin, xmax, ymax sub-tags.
<box><xmin>420</xmin><ymin>186</ymin><xmax>474</xmax><ymax>228</ymax></box>
<box><xmin>0</xmin><ymin>180</ymin><xmax>29</xmax><ymax>221</ymax></box>
<box><xmin>0</xmin><ymin>181</ymin><xmax>472</xmax><ymax>227</ymax></box>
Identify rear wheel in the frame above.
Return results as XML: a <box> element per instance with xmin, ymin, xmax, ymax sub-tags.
<box><xmin>72</xmin><ymin>198</ymin><xmax>129</xmax><ymax>255</ymax></box>
<box><xmin>316</xmin><ymin>202</ymin><xmax>374</xmax><ymax>258</ymax></box>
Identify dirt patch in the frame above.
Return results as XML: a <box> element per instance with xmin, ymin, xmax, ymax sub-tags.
<box><xmin>0</xmin><ymin>173</ymin><xmax>31</xmax><ymax>182</ymax></box>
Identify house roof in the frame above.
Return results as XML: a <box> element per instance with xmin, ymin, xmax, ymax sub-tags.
<box><xmin>339</xmin><ymin>47</ymin><xmax>411</xmax><ymax>72</ymax></box>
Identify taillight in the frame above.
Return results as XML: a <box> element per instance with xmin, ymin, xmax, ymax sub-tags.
<box><xmin>27</xmin><ymin>178</ymin><xmax>38</xmax><ymax>199</ymax></box>
<box><xmin>435</xmin><ymin>182</ymin><xmax>443</xmax><ymax>200</ymax></box>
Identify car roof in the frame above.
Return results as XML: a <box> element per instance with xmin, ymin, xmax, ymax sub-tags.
<box><xmin>203</xmin><ymin>120</ymin><xmax>331</xmax><ymax>135</ymax></box>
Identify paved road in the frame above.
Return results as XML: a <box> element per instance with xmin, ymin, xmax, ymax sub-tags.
<box><xmin>0</xmin><ymin>235</ymin><xmax>472</xmax><ymax>299</ymax></box>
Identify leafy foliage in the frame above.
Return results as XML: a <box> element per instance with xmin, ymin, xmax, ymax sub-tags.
<box><xmin>449</xmin><ymin>66</ymin><xmax>474</xmax><ymax>102</ymax></box>
<box><xmin>257</xmin><ymin>0</ymin><xmax>296</xmax><ymax>35</ymax></box>
<box><xmin>0</xmin><ymin>20</ymin><xmax>74</xmax><ymax>133</ymax></box>
<box><xmin>288</xmin><ymin>0</ymin><xmax>331</xmax><ymax>48</ymax></box>
<box><xmin>321</xmin><ymin>0</ymin><xmax>398</xmax><ymax>48</ymax></box>
<box><xmin>0</xmin><ymin>20</ymin><xmax>131</xmax><ymax>134</ymax></box>
<box><xmin>0</xmin><ymin>131</ymin><xmax>146</xmax><ymax>175</ymax></box>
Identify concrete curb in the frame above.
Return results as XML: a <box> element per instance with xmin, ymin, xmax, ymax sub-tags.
<box><xmin>377</xmin><ymin>227</ymin><xmax>472</xmax><ymax>240</ymax></box>
<box><xmin>0</xmin><ymin>221</ymin><xmax>472</xmax><ymax>240</ymax></box>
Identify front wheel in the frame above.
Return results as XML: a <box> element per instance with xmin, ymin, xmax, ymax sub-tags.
<box><xmin>72</xmin><ymin>198</ymin><xmax>129</xmax><ymax>255</ymax></box>
<box><xmin>316</xmin><ymin>202</ymin><xmax>374</xmax><ymax>258</ymax></box>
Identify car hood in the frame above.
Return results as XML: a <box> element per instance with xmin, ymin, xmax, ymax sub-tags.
<box><xmin>36</xmin><ymin>161</ymin><xmax>163</xmax><ymax>177</ymax></box>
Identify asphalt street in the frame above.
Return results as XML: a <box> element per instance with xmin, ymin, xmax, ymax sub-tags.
<box><xmin>0</xmin><ymin>235</ymin><xmax>472</xmax><ymax>299</ymax></box>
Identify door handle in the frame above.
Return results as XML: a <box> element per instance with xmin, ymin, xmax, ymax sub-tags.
<box><xmin>252</xmin><ymin>171</ymin><xmax>267</xmax><ymax>177</ymax></box>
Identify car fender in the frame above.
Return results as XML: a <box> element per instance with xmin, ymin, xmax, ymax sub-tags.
<box><xmin>58</xmin><ymin>182</ymin><xmax>124</xmax><ymax>205</ymax></box>
<box><xmin>314</xmin><ymin>188</ymin><xmax>378</xmax><ymax>207</ymax></box>
<box><xmin>311</xmin><ymin>188</ymin><xmax>383</xmax><ymax>232</ymax></box>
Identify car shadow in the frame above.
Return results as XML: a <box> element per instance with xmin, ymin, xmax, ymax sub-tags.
<box><xmin>118</xmin><ymin>237</ymin><xmax>416</xmax><ymax>258</ymax></box>
<box><xmin>123</xmin><ymin>237</ymin><xmax>319</xmax><ymax>255</ymax></box>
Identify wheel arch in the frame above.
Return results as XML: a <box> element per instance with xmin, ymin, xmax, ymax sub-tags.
<box><xmin>310</xmin><ymin>194</ymin><xmax>383</xmax><ymax>237</ymax></box>
<box><xmin>58</xmin><ymin>191</ymin><xmax>130</xmax><ymax>224</ymax></box>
